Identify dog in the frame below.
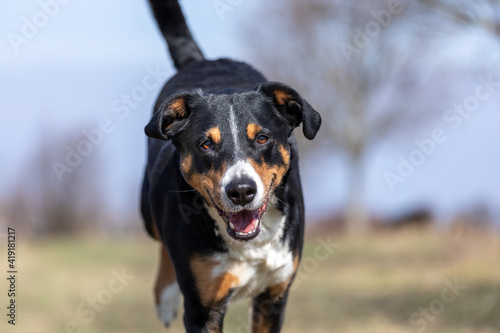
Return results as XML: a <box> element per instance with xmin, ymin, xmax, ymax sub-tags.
<box><xmin>140</xmin><ymin>1</ymin><xmax>321</xmax><ymax>332</ymax></box>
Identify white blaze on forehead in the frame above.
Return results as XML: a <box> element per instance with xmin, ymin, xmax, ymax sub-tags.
<box><xmin>228</xmin><ymin>105</ymin><xmax>240</xmax><ymax>151</ymax></box>
<box><xmin>220</xmin><ymin>160</ymin><xmax>265</xmax><ymax>210</ymax></box>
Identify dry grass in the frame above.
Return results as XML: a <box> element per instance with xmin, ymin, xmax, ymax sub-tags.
<box><xmin>3</xmin><ymin>228</ymin><xmax>500</xmax><ymax>333</ymax></box>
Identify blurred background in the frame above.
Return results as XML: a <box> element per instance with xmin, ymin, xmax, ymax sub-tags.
<box><xmin>1</xmin><ymin>0</ymin><xmax>499</xmax><ymax>332</ymax></box>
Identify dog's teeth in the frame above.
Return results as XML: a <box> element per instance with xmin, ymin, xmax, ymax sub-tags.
<box><xmin>229</xmin><ymin>222</ymin><xmax>235</xmax><ymax>230</ymax></box>
<box><xmin>236</xmin><ymin>229</ymin><xmax>257</xmax><ymax>237</ymax></box>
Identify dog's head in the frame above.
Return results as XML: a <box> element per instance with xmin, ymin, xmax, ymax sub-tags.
<box><xmin>145</xmin><ymin>82</ymin><xmax>321</xmax><ymax>241</ymax></box>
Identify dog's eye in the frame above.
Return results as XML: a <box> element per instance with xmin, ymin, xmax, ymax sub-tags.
<box><xmin>256</xmin><ymin>135</ymin><xmax>269</xmax><ymax>144</ymax></box>
<box><xmin>201</xmin><ymin>140</ymin><xmax>213</xmax><ymax>150</ymax></box>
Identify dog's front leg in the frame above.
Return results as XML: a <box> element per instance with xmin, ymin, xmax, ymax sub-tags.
<box><xmin>182</xmin><ymin>296</ymin><xmax>229</xmax><ymax>333</ymax></box>
<box><xmin>250</xmin><ymin>288</ymin><xmax>290</xmax><ymax>333</ymax></box>
<box><xmin>183</xmin><ymin>254</ymin><xmax>236</xmax><ymax>332</ymax></box>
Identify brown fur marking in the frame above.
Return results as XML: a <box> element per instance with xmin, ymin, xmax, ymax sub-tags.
<box><xmin>206</xmin><ymin>127</ymin><xmax>222</xmax><ymax>144</ymax></box>
<box><xmin>169</xmin><ymin>97</ymin><xmax>187</xmax><ymax>117</ymax></box>
<box><xmin>293</xmin><ymin>252</ymin><xmax>300</xmax><ymax>272</ymax></box>
<box><xmin>190</xmin><ymin>255</ymin><xmax>239</xmax><ymax>307</ymax></box>
<box><xmin>151</xmin><ymin>223</ymin><xmax>161</xmax><ymax>241</ymax></box>
<box><xmin>278</xmin><ymin>144</ymin><xmax>290</xmax><ymax>165</ymax></box>
<box><xmin>181</xmin><ymin>154</ymin><xmax>192</xmax><ymax>176</ymax></box>
<box><xmin>248</xmin><ymin>157</ymin><xmax>289</xmax><ymax>194</ymax></box>
<box><xmin>185</xmin><ymin>164</ymin><xmax>226</xmax><ymax>207</ymax></box>
<box><xmin>274</xmin><ymin>90</ymin><xmax>292</xmax><ymax>106</ymax></box>
<box><xmin>251</xmin><ymin>313</ymin><xmax>273</xmax><ymax>333</ymax></box>
<box><xmin>268</xmin><ymin>282</ymin><xmax>288</xmax><ymax>300</ymax></box>
<box><xmin>246</xmin><ymin>123</ymin><xmax>262</xmax><ymax>140</ymax></box>
<box><xmin>154</xmin><ymin>245</ymin><xmax>177</xmax><ymax>305</ymax></box>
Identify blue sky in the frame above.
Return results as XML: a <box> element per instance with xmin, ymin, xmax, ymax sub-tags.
<box><xmin>1</xmin><ymin>0</ymin><xmax>499</xmax><ymax>225</ymax></box>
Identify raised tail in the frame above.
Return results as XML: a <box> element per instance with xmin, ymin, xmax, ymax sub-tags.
<box><xmin>148</xmin><ymin>0</ymin><xmax>204</xmax><ymax>69</ymax></box>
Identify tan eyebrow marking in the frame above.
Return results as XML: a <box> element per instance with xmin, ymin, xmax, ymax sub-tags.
<box><xmin>246</xmin><ymin>123</ymin><xmax>262</xmax><ymax>140</ymax></box>
<box><xmin>206</xmin><ymin>127</ymin><xmax>221</xmax><ymax>144</ymax></box>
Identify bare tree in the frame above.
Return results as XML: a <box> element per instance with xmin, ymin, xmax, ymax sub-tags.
<box><xmin>241</xmin><ymin>0</ymin><xmax>439</xmax><ymax>233</ymax></box>
<box><xmin>5</xmin><ymin>129</ymin><xmax>106</xmax><ymax>237</ymax></box>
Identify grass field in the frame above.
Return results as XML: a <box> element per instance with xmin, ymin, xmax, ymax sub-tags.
<box><xmin>2</xmin><ymin>228</ymin><xmax>499</xmax><ymax>333</ymax></box>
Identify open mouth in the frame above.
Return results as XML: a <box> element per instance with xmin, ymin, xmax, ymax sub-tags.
<box><xmin>213</xmin><ymin>198</ymin><xmax>269</xmax><ymax>241</ymax></box>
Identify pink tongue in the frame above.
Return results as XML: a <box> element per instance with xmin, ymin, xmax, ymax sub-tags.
<box><xmin>230</xmin><ymin>210</ymin><xmax>258</xmax><ymax>233</ymax></box>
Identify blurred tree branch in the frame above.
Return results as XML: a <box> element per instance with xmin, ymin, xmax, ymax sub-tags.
<box><xmin>419</xmin><ymin>0</ymin><xmax>500</xmax><ymax>37</ymax></box>
<box><xmin>5</xmin><ymin>130</ymin><xmax>106</xmax><ymax>237</ymax></box>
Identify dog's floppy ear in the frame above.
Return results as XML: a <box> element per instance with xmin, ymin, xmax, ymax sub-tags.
<box><xmin>257</xmin><ymin>82</ymin><xmax>321</xmax><ymax>140</ymax></box>
<box><xmin>144</xmin><ymin>91</ymin><xmax>200</xmax><ymax>140</ymax></box>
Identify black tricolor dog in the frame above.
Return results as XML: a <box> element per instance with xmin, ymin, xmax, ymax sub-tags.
<box><xmin>141</xmin><ymin>1</ymin><xmax>321</xmax><ymax>332</ymax></box>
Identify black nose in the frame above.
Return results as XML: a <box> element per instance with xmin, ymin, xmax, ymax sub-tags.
<box><xmin>226</xmin><ymin>180</ymin><xmax>257</xmax><ymax>206</ymax></box>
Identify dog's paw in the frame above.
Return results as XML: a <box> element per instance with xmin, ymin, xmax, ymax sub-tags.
<box><xmin>156</xmin><ymin>283</ymin><xmax>181</xmax><ymax>327</ymax></box>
